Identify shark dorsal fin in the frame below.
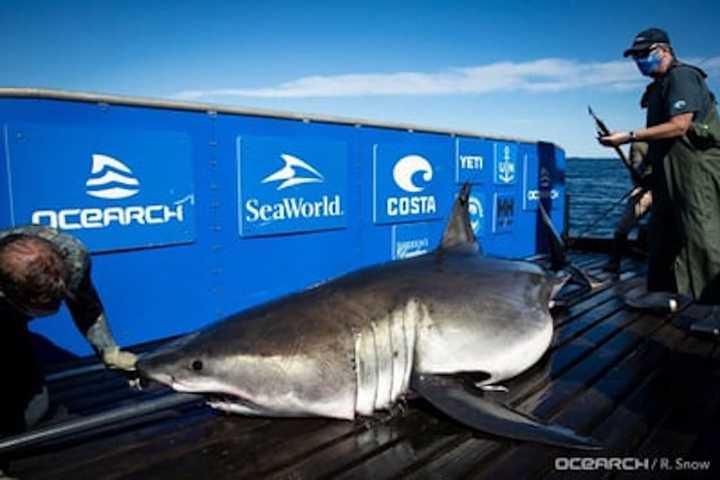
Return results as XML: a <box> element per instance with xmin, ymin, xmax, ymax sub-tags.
<box><xmin>438</xmin><ymin>183</ymin><xmax>481</xmax><ymax>254</ymax></box>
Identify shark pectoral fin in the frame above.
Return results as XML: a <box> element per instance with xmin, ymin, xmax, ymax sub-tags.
<box><xmin>411</xmin><ymin>373</ymin><xmax>603</xmax><ymax>451</ymax></box>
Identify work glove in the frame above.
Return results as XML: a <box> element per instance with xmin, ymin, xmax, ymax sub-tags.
<box><xmin>102</xmin><ymin>347</ymin><xmax>138</xmax><ymax>371</ymax></box>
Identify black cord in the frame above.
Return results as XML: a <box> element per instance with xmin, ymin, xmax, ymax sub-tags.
<box><xmin>569</xmin><ymin>185</ymin><xmax>642</xmax><ymax>243</ymax></box>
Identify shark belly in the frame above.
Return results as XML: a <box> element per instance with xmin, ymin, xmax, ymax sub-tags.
<box><xmin>476</xmin><ymin>314</ymin><xmax>553</xmax><ymax>383</ymax></box>
<box><xmin>412</xmin><ymin>271</ymin><xmax>555</xmax><ymax>384</ymax></box>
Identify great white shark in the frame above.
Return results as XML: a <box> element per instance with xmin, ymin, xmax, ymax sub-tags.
<box><xmin>137</xmin><ymin>184</ymin><xmax>601</xmax><ymax>450</ymax></box>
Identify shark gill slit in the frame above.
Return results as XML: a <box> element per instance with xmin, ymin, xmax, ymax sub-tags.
<box><xmin>381</xmin><ymin>317</ymin><xmax>396</xmax><ymax>409</ymax></box>
<box><xmin>354</xmin><ymin>324</ymin><xmax>378</xmax><ymax>416</ymax></box>
<box><xmin>369</xmin><ymin>321</ymin><xmax>381</xmax><ymax>410</ymax></box>
<box><xmin>403</xmin><ymin>300</ymin><xmax>417</xmax><ymax>398</ymax></box>
<box><xmin>383</xmin><ymin>315</ymin><xmax>396</xmax><ymax>408</ymax></box>
<box><xmin>396</xmin><ymin>299</ymin><xmax>417</xmax><ymax>402</ymax></box>
<box><xmin>353</xmin><ymin>299</ymin><xmax>422</xmax><ymax>416</ymax></box>
<box><xmin>367</xmin><ymin>322</ymin><xmax>378</xmax><ymax>410</ymax></box>
<box><xmin>389</xmin><ymin>304</ymin><xmax>406</xmax><ymax>402</ymax></box>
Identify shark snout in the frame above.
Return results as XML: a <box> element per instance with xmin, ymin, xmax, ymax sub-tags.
<box><xmin>136</xmin><ymin>354</ymin><xmax>174</xmax><ymax>386</ymax></box>
<box><xmin>136</xmin><ymin>332</ymin><xmax>202</xmax><ymax>386</ymax></box>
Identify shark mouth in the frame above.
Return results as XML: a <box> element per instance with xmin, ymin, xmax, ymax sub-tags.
<box><xmin>207</xmin><ymin>393</ymin><xmax>255</xmax><ymax>406</ymax></box>
<box><xmin>206</xmin><ymin>393</ymin><xmax>265</xmax><ymax>415</ymax></box>
<box><xmin>167</xmin><ymin>380</ymin><xmax>258</xmax><ymax>409</ymax></box>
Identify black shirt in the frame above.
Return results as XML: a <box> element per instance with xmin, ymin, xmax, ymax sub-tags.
<box><xmin>645</xmin><ymin>62</ymin><xmax>714</xmax><ymax>127</ymax></box>
<box><xmin>643</xmin><ymin>62</ymin><xmax>715</xmax><ymax>166</ymax></box>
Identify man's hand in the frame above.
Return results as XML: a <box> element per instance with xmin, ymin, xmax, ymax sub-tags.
<box><xmin>598</xmin><ymin>131</ymin><xmax>632</xmax><ymax>147</ymax></box>
<box><xmin>102</xmin><ymin>347</ymin><xmax>138</xmax><ymax>371</ymax></box>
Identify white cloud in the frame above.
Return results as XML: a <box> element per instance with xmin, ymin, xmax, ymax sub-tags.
<box><xmin>174</xmin><ymin>56</ymin><xmax>720</xmax><ymax>100</ymax></box>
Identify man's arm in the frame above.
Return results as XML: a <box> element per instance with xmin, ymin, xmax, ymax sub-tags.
<box><xmin>601</xmin><ymin>65</ymin><xmax>705</xmax><ymax>147</ymax></box>
<box><xmin>66</xmin><ymin>264</ymin><xmax>137</xmax><ymax>371</ymax></box>
<box><xmin>599</xmin><ymin>113</ymin><xmax>694</xmax><ymax>146</ymax></box>
<box><xmin>86</xmin><ymin>313</ymin><xmax>138</xmax><ymax>371</ymax></box>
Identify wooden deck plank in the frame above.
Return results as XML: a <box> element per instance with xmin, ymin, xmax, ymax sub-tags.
<box><xmin>540</xmin><ymin>334</ymin><xmax>690</xmax><ymax>480</ymax></box>
<box><xmin>684</xmin><ymin>346</ymin><xmax>720</xmax><ymax>478</ymax></box>
<box><xmin>609</xmin><ymin>338</ymin><xmax>719</xmax><ymax>480</ymax></box>
<box><xmin>117</xmin><ymin>417</ymin><xmax>345</xmax><ymax>480</ymax></box>
<box><xmin>228</xmin><ymin>410</ymin><xmax>447</xmax><ymax>480</ymax></box>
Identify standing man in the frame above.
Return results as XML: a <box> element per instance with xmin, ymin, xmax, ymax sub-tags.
<box><xmin>0</xmin><ymin>225</ymin><xmax>137</xmax><ymax>437</ymax></box>
<box><xmin>599</xmin><ymin>28</ymin><xmax>720</xmax><ymax>304</ymax></box>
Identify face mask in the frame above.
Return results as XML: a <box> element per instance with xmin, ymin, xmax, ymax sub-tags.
<box><xmin>635</xmin><ymin>49</ymin><xmax>663</xmax><ymax>76</ymax></box>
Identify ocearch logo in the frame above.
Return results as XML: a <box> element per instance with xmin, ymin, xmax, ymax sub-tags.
<box><xmin>527</xmin><ymin>167</ymin><xmax>559</xmax><ymax>202</ymax></box>
<box><xmin>31</xmin><ymin>154</ymin><xmax>188</xmax><ymax>231</ymax></box>
<box><xmin>85</xmin><ymin>154</ymin><xmax>140</xmax><ymax>199</ymax></box>
<box><xmin>387</xmin><ymin>154</ymin><xmax>437</xmax><ymax>217</ymax></box>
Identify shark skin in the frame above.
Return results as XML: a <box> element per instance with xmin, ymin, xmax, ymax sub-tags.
<box><xmin>137</xmin><ymin>184</ymin><xmax>601</xmax><ymax>450</ymax></box>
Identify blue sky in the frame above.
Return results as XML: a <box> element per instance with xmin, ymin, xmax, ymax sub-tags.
<box><xmin>2</xmin><ymin>0</ymin><xmax>719</xmax><ymax>156</ymax></box>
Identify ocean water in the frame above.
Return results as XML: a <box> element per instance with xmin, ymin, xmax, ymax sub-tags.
<box><xmin>566</xmin><ymin>157</ymin><xmax>636</xmax><ymax>239</ymax></box>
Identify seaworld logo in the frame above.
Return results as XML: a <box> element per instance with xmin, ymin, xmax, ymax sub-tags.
<box><xmin>262</xmin><ymin>154</ymin><xmax>324</xmax><ymax>190</ymax></box>
<box><xmin>244</xmin><ymin>195</ymin><xmax>342</xmax><ymax>222</ymax></box>
<box><xmin>387</xmin><ymin>155</ymin><xmax>437</xmax><ymax>217</ymax></box>
<box><xmin>244</xmin><ymin>154</ymin><xmax>343</xmax><ymax>223</ymax></box>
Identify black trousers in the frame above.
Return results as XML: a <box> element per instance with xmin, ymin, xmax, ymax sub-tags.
<box><xmin>0</xmin><ymin>302</ymin><xmax>44</xmax><ymax>437</ymax></box>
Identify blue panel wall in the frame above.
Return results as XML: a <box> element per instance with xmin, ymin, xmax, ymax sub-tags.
<box><xmin>0</xmin><ymin>95</ymin><xmax>566</xmax><ymax>357</ymax></box>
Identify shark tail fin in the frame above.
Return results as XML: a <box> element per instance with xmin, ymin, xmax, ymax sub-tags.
<box><xmin>411</xmin><ymin>373</ymin><xmax>603</xmax><ymax>450</ymax></box>
<box><xmin>538</xmin><ymin>202</ymin><xmax>606</xmax><ymax>291</ymax></box>
<box><xmin>438</xmin><ymin>183</ymin><xmax>482</xmax><ymax>255</ymax></box>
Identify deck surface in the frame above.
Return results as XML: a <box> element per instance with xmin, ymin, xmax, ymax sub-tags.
<box><xmin>4</xmin><ymin>252</ymin><xmax>720</xmax><ymax>479</ymax></box>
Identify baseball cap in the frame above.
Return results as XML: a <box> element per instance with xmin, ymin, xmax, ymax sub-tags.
<box><xmin>623</xmin><ymin>28</ymin><xmax>671</xmax><ymax>57</ymax></box>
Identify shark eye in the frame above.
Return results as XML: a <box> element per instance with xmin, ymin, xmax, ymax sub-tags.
<box><xmin>191</xmin><ymin>360</ymin><xmax>203</xmax><ymax>371</ymax></box>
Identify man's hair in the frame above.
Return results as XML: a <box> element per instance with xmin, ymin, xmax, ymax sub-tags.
<box><xmin>656</xmin><ymin>42</ymin><xmax>676</xmax><ymax>58</ymax></box>
<box><xmin>0</xmin><ymin>234</ymin><xmax>69</xmax><ymax>313</ymax></box>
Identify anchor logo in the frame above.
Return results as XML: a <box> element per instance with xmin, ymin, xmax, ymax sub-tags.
<box><xmin>497</xmin><ymin>145</ymin><xmax>515</xmax><ymax>184</ymax></box>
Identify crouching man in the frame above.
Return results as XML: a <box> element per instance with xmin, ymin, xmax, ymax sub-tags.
<box><xmin>0</xmin><ymin>226</ymin><xmax>137</xmax><ymax>437</ymax></box>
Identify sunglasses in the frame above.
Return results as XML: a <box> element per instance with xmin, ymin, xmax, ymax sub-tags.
<box><xmin>630</xmin><ymin>44</ymin><xmax>664</xmax><ymax>60</ymax></box>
